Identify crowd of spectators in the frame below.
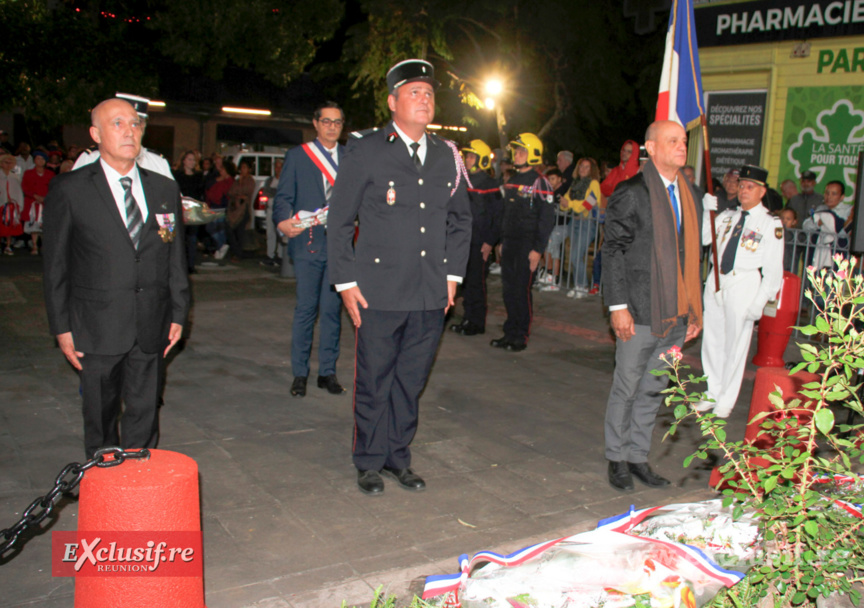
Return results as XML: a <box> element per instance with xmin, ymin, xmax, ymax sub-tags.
<box><xmin>1</xmin><ymin>128</ymin><xmax>857</xmax><ymax>298</ymax></box>
<box><xmin>0</xmin><ymin>136</ymin><xmax>77</xmax><ymax>256</ymax></box>
<box><xmin>0</xmin><ymin>130</ymin><xmax>267</xmax><ymax>271</ymax></box>
<box><xmin>497</xmin><ymin>144</ymin><xmax>858</xmax><ymax>304</ymax></box>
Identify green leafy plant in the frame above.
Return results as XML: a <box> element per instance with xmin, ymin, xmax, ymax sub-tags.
<box><xmin>658</xmin><ymin>256</ymin><xmax>864</xmax><ymax>607</ymax></box>
<box><xmin>340</xmin><ymin>586</ymin><xmax>436</xmax><ymax>608</ymax></box>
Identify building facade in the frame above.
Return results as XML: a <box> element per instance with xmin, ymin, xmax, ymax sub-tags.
<box><xmin>695</xmin><ymin>0</ymin><xmax>864</xmax><ymax>211</ymax></box>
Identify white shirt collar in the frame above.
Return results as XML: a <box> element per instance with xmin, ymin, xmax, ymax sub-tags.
<box><xmin>391</xmin><ymin>122</ymin><xmax>427</xmax><ymax>163</ymax></box>
<box><xmin>100</xmin><ymin>158</ymin><xmax>139</xmax><ymax>182</ymax></box>
<box><xmin>319</xmin><ymin>140</ymin><xmax>338</xmax><ymax>162</ymax></box>
<box><xmin>100</xmin><ymin>158</ymin><xmax>148</xmax><ymax>223</ymax></box>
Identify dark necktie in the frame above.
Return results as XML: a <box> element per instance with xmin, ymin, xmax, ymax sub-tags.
<box><xmin>119</xmin><ymin>177</ymin><xmax>143</xmax><ymax>248</ymax></box>
<box><xmin>410</xmin><ymin>142</ymin><xmax>422</xmax><ymax>170</ymax></box>
<box><xmin>324</xmin><ymin>151</ymin><xmax>334</xmax><ymax>201</ymax></box>
<box><xmin>667</xmin><ymin>184</ymin><xmax>681</xmax><ymax>233</ymax></box>
<box><xmin>720</xmin><ymin>210</ymin><xmax>748</xmax><ymax>274</ymax></box>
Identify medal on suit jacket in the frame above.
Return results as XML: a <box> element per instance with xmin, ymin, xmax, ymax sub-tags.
<box><xmin>387</xmin><ymin>181</ymin><xmax>396</xmax><ymax>206</ymax></box>
<box><xmin>156</xmin><ymin>213</ymin><xmax>176</xmax><ymax>243</ymax></box>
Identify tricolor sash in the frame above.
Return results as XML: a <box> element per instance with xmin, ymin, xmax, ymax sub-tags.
<box><xmin>301</xmin><ymin>140</ymin><xmax>338</xmax><ymax>187</ymax></box>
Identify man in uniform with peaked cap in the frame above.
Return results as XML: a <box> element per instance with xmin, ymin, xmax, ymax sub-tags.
<box><xmin>698</xmin><ymin>164</ymin><xmax>783</xmax><ymax>419</ymax></box>
<box><xmin>327</xmin><ymin>59</ymin><xmax>472</xmax><ymax>495</ymax></box>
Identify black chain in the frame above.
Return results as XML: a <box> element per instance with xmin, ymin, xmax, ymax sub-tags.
<box><xmin>0</xmin><ymin>447</ymin><xmax>150</xmax><ymax>558</ymax></box>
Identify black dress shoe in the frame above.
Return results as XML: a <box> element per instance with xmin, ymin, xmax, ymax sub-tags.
<box><xmin>608</xmin><ymin>461</ymin><xmax>634</xmax><ymax>491</ymax></box>
<box><xmin>449</xmin><ymin>320</ymin><xmax>469</xmax><ymax>333</ymax></box>
<box><xmin>490</xmin><ymin>337</ymin><xmax>509</xmax><ymax>348</ymax></box>
<box><xmin>357</xmin><ymin>470</ymin><xmax>384</xmax><ymax>496</ymax></box>
<box><xmin>290</xmin><ymin>376</ymin><xmax>307</xmax><ymax>397</ymax></box>
<box><xmin>381</xmin><ymin>466</ymin><xmax>426</xmax><ymax>491</ymax></box>
<box><xmin>458</xmin><ymin>321</ymin><xmax>485</xmax><ymax>336</ymax></box>
<box><xmin>503</xmin><ymin>341</ymin><xmax>526</xmax><ymax>352</ymax></box>
<box><xmin>628</xmin><ymin>462</ymin><xmax>670</xmax><ymax>488</ymax></box>
<box><xmin>317</xmin><ymin>374</ymin><xmax>345</xmax><ymax>394</ymax></box>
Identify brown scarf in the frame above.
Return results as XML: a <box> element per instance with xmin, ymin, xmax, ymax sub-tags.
<box><xmin>642</xmin><ymin>160</ymin><xmax>703</xmax><ymax>337</ymax></box>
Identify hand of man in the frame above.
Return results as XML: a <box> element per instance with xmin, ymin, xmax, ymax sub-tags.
<box><xmin>164</xmin><ymin>323</ymin><xmax>183</xmax><ymax>357</ymax></box>
<box><xmin>528</xmin><ymin>250</ymin><xmax>542</xmax><ymax>272</ymax></box>
<box><xmin>57</xmin><ymin>332</ymin><xmax>84</xmax><ymax>371</ymax></box>
<box><xmin>480</xmin><ymin>243</ymin><xmax>492</xmax><ymax>261</ymax></box>
<box><xmin>685</xmin><ymin>322</ymin><xmax>701</xmax><ymax>342</ymax></box>
<box><xmin>276</xmin><ymin>218</ymin><xmax>305</xmax><ymax>239</ymax></box>
<box><xmin>340</xmin><ymin>286</ymin><xmax>368</xmax><ymax>328</ymax></box>
<box><xmin>702</xmin><ymin>193</ymin><xmax>718</xmax><ymax>212</ymax></box>
<box><xmin>610</xmin><ymin>309</ymin><xmax>636</xmax><ymax>342</ymax></box>
<box><xmin>445</xmin><ymin>280</ymin><xmax>458</xmax><ymax>314</ymax></box>
<box><xmin>746</xmin><ymin>302</ymin><xmax>765</xmax><ymax>322</ymax></box>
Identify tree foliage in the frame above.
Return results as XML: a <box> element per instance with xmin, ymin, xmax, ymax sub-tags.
<box><xmin>333</xmin><ymin>0</ymin><xmax>667</xmax><ymax>163</ymax></box>
<box><xmin>0</xmin><ymin>1</ymin><xmax>158</xmax><ymax>129</ymax></box>
<box><xmin>1</xmin><ymin>0</ymin><xmax>343</xmax><ymax>129</ymax></box>
<box><xmin>151</xmin><ymin>0</ymin><xmax>343</xmax><ymax>87</ymax></box>
<box><xmin>339</xmin><ymin>0</ymin><xmax>463</xmax><ymax>123</ymax></box>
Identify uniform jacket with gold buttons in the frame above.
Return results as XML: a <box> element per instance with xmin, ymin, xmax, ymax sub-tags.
<box><xmin>327</xmin><ymin>122</ymin><xmax>472</xmax><ymax>311</ymax></box>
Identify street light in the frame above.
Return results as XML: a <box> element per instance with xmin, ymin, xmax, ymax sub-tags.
<box><xmin>485</xmin><ymin>79</ymin><xmax>503</xmax><ymax>97</ymax></box>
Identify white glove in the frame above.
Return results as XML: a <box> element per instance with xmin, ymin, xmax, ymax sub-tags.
<box><xmin>746</xmin><ymin>301</ymin><xmax>765</xmax><ymax>321</ymax></box>
<box><xmin>702</xmin><ymin>193</ymin><xmax>718</xmax><ymax>212</ymax></box>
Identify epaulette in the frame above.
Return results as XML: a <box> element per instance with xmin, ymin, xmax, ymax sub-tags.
<box><xmin>145</xmin><ymin>147</ymin><xmax>165</xmax><ymax>158</ymax></box>
<box><xmin>349</xmin><ymin>127</ymin><xmax>380</xmax><ymax>139</ymax></box>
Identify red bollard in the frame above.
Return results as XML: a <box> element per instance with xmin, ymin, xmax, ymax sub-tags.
<box><xmin>709</xmin><ymin>367</ymin><xmax>819</xmax><ymax>489</ymax></box>
<box><xmin>743</xmin><ymin>366</ymin><xmax>819</xmax><ymax>447</ymax></box>
<box><xmin>752</xmin><ymin>271</ymin><xmax>801</xmax><ymax>367</ymax></box>
<box><xmin>75</xmin><ymin>449</ymin><xmax>206</xmax><ymax>608</ymax></box>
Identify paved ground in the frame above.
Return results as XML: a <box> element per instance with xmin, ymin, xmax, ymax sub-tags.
<box><xmin>0</xmin><ymin>251</ymin><xmax>798</xmax><ymax>607</ymax></box>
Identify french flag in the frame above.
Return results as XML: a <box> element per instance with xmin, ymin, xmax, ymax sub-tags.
<box><xmin>655</xmin><ymin>0</ymin><xmax>706</xmax><ymax>130</ymax></box>
<box><xmin>583</xmin><ymin>190</ymin><xmax>598</xmax><ymax>212</ymax></box>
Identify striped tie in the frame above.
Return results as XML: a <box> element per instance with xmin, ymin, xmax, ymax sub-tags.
<box><xmin>324</xmin><ymin>151</ymin><xmax>334</xmax><ymax>201</ymax></box>
<box><xmin>119</xmin><ymin>177</ymin><xmax>143</xmax><ymax>248</ymax></box>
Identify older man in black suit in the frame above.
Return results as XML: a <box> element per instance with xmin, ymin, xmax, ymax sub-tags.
<box><xmin>601</xmin><ymin>120</ymin><xmax>704</xmax><ymax>492</ymax></box>
<box><xmin>43</xmin><ymin>98</ymin><xmax>189</xmax><ymax>457</ymax></box>
<box><xmin>328</xmin><ymin>59</ymin><xmax>472</xmax><ymax>495</ymax></box>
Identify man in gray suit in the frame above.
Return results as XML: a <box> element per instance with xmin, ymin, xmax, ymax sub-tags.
<box><xmin>43</xmin><ymin>98</ymin><xmax>189</xmax><ymax>457</ymax></box>
<box><xmin>601</xmin><ymin>120</ymin><xmax>704</xmax><ymax>492</ymax></box>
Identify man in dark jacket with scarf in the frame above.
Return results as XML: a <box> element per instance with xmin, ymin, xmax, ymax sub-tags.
<box><xmin>601</xmin><ymin>120</ymin><xmax>704</xmax><ymax>492</ymax></box>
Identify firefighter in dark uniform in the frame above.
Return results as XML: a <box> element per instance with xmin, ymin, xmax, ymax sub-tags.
<box><xmin>327</xmin><ymin>59</ymin><xmax>472</xmax><ymax>496</ymax></box>
<box><xmin>450</xmin><ymin>139</ymin><xmax>502</xmax><ymax>336</ymax></box>
<box><xmin>490</xmin><ymin>133</ymin><xmax>556</xmax><ymax>352</ymax></box>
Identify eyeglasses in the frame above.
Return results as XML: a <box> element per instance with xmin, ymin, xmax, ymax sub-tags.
<box><xmin>317</xmin><ymin>118</ymin><xmax>344</xmax><ymax>127</ymax></box>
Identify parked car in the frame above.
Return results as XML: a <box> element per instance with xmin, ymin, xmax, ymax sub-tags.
<box><xmin>253</xmin><ymin>182</ymin><xmax>277</xmax><ymax>232</ymax></box>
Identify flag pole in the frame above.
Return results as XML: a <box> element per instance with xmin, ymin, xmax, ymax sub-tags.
<box><xmin>701</xmin><ymin>116</ymin><xmax>721</xmax><ymax>292</ymax></box>
<box><xmin>659</xmin><ymin>0</ymin><xmax>720</xmax><ymax>292</ymax></box>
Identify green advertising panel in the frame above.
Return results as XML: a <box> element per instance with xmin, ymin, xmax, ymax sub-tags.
<box><xmin>780</xmin><ymin>86</ymin><xmax>864</xmax><ymax>206</ymax></box>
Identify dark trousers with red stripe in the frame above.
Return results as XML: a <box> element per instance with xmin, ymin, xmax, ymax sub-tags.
<box><xmin>461</xmin><ymin>237</ymin><xmax>489</xmax><ymax>329</ymax></box>
<box><xmin>501</xmin><ymin>237</ymin><xmax>535</xmax><ymax>345</ymax></box>
<box><xmin>352</xmin><ymin>309</ymin><xmax>444</xmax><ymax>472</ymax></box>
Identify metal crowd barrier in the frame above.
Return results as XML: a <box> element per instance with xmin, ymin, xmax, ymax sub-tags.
<box><xmin>533</xmin><ymin>213</ymin><xmax>853</xmax><ymax>341</ymax></box>
<box><xmin>536</xmin><ymin>206</ymin><xmax>604</xmax><ymax>297</ymax></box>
<box><xmin>781</xmin><ymin>226</ymin><xmax>852</xmax><ymax>338</ymax></box>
